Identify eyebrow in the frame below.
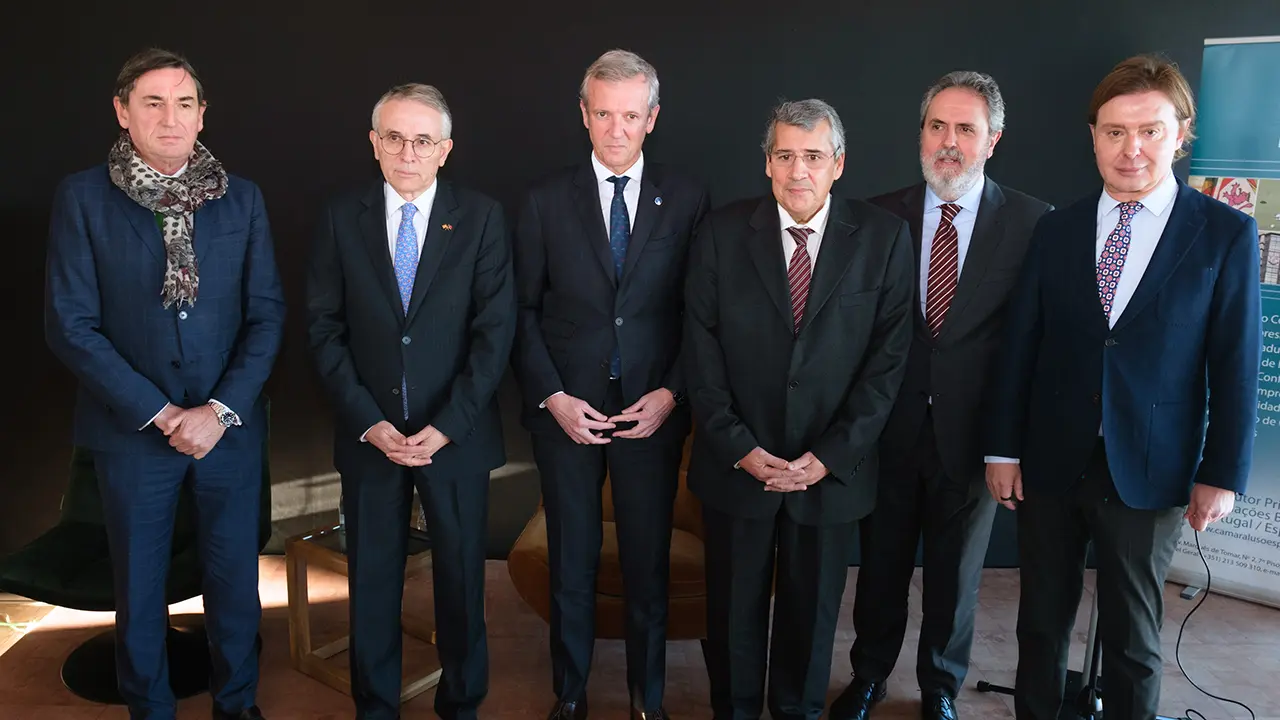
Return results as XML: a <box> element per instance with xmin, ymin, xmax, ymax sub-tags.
<box><xmin>384</xmin><ymin>130</ymin><xmax>437</xmax><ymax>140</ymax></box>
<box><xmin>141</xmin><ymin>94</ymin><xmax>197</xmax><ymax>102</ymax></box>
<box><xmin>1098</xmin><ymin>120</ymin><xmax>1167</xmax><ymax>130</ymax></box>
<box><xmin>775</xmin><ymin>147</ymin><xmax>828</xmax><ymax>154</ymax></box>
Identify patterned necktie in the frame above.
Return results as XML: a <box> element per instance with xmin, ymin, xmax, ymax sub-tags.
<box><xmin>394</xmin><ymin>202</ymin><xmax>419</xmax><ymax>419</ymax></box>
<box><xmin>787</xmin><ymin>226</ymin><xmax>814</xmax><ymax>336</ymax></box>
<box><xmin>1097</xmin><ymin>201</ymin><xmax>1142</xmax><ymax>320</ymax></box>
<box><xmin>925</xmin><ymin>203</ymin><xmax>960</xmax><ymax>337</ymax></box>
<box><xmin>606</xmin><ymin>176</ymin><xmax>630</xmax><ymax>377</ymax></box>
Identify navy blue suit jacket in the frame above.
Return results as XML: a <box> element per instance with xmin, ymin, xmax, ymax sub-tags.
<box><xmin>45</xmin><ymin>164</ymin><xmax>286</xmax><ymax>456</ymax></box>
<box><xmin>986</xmin><ymin>179</ymin><xmax>1261</xmax><ymax>510</ymax></box>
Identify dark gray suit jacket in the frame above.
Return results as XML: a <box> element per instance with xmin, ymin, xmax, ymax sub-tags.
<box><xmin>870</xmin><ymin>177</ymin><xmax>1051</xmax><ymax>482</ymax></box>
<box><xmin>684</xmin><ymin>195</ymin><xmax>915</xmax><ymax>525</ymax></box>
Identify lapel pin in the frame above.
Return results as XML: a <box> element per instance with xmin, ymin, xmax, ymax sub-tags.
<box><xmin>654</xmin><ymin>197</ymin><xmax>663</xmax><ymax>206</ymax></box>
<box><xmin>441</xmin><ymin>223</ymin><xmax>453</xmax><ymax>231</ymax></box>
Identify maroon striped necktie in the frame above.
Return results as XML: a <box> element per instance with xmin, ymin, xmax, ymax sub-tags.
<box><xmin>925</xmin><ymin>203</ymin><xmax>961</xmax><ymax>337</ymax></box>
<box><xmin>786</xmin><ymin>226</ymin><xmax>814</xmax><ymax>335</ymax></box>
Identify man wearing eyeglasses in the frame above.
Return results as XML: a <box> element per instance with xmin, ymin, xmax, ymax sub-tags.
<box><xmin>683</xmin><ymin>99</ymin><xmax>914</xmax><ymax>720</ymax></box>
<box><xmin>306</xmin><ymin>83</ymin><xmax>516</xmax><ymax>720</ymax></box>
<box><xmin>512</xmin><ymin>49</ymin><xmax>709</xmax><ymax>720</ymax></box>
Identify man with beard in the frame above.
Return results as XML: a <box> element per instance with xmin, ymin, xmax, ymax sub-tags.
<box><xmin>830</xmin><ymin>71</ymin><xmax>1051</xmax><ymax>720</ymax></box>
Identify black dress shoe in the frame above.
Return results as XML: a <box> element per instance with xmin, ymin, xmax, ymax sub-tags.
<box><xmin>213</xmin><ymin>707</ymin><xmax>265</xmax><ymax>720</ymax></box>
<box><xmin>548</xmin><ymin>698</ymin><xmax>589</xmax><ymax>720</ymax></box>
<box><xmin>920</xmin><ymin>693</ymin><xmax>957</xmax><ymax>720</ymax></box>
<box><xmin>631</xmin><ymin>708</ymin><xmax>669</xmax><ymax>719</ymax></box>
<box><xmin>829</xmin><ymin>677</ymin><xmax>887</xmax><ymax>720</ymax></box>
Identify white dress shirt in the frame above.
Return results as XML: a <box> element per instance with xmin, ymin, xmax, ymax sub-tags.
<box><xmin>985</xmin><ymin>172</ymin><xmax>1179</xmax><ymax>464</ymax></box>
<box><xmin>539</xmin><ymin>153</ymin><xmax>645</xmax><ymax>410</ymax></box>
<box><xmin>920</xmin><ymin>176</ymin><xmax>985</xmax><ymax>316</ymax></box>
<box><xmin>592</xmin><ymin>150</ymin><xmax>643</xmax><ymax>235</ymax></box>
<box><xmin>778</xmin><ymin>194</ymin><xmax>832</xmax><ymax>269</ymax></box>
<box><xmin>358</xmin><ymin>181</ymin><xmax>440</xmax><ymax>442</ymax></box>
<box><xmin>385</xmin><ymin>179</ymin><xmax>439</xmax><ymax>259</ymax></box>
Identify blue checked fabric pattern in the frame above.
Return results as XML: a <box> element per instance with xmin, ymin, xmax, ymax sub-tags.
<box><xmin>606</xmin><ymin>176</ymin><xmax>630</xmax><ymax>378</ymax></box>
<box><xmin>394</xmin><ymin>202</ymin><xmax>419</xmax><ymax>419</ymax></box>
<box><xmin>1097</xmin><ymin>200</ymin><xmax>1142</xmax><ymax>320</ymax></box>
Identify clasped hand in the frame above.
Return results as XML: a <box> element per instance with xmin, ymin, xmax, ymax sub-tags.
<box><xmin>738</xmin><ymin>447</ymin><xmax>827</xmax><ymax>492</ymax></box>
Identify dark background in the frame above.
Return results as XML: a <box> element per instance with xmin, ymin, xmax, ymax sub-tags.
<box><xmin>3</xmin><ymin>3</ymin><xmax>1278</xmax><ymax>561</ymax></box>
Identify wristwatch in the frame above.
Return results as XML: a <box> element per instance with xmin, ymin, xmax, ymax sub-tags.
<box><xmin>208</xmin><ymin>400</ymin><xmax>241</xmax><ymax>428</ymax></box>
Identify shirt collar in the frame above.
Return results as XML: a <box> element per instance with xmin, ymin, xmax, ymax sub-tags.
<box><xmin>1098</xmin><ymin>171</ymin><xmax>1178</xmax><ymax>220</ymax></box>
<box><xmin>591</xmin><ymin>151</ymin><xmax>644</xmax><ymax>187</ymax></box>
<box><xmin>777</xmin><ymin>194</ymin><xmax>833</xmax><ymax>237</ymax></box>
<box><xmin>924</xmin><ymin>174</ymin><xmax>985</xmax><ymax>215</ymax></box>
<box><xmin>154</xmin><ymin>162</ymin><xmax>188</xmax><ymax>178</ymax></box>
<box><xmin>385</xmin><ymin>179</ymin><xmax>439</xmax><ymax>220</ymax></box>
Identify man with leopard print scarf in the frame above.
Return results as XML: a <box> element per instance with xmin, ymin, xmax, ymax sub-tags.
<box><xmin>44</xmin><ymin>47</ymin><xmax>284</xmax><ymax>720</ymax></box>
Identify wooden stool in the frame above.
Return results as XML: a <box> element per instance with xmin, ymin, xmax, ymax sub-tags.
<box><xmin>284</xmin><ymin>524</ymin><xmax>440</xmax><ymax>703</ymax></box>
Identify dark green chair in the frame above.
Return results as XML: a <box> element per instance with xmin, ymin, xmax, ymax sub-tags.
<box><xmin>0</xmin><ymin>401</ymin><xmax>273</xmax><ymax>704</ymax></box>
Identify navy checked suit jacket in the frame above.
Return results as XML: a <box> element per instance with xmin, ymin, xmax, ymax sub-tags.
<box><xmin>45</xmin><ymin>163</ymin><xmax>286</xmax><ymax>455</ymax></box>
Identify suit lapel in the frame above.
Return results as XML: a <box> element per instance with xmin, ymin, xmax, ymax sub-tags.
<box><xmin>619</xmin><ymin>165</ymin><xmax>663</xmax><ymax>282</ymax></box>
<box><xmin>358</xmin><ymin>182</ymin><xmax>405</xmax><ymax>321</ymax></box>
<box><xmin>801</xmin><ymin>199</ymin><xmax>860</xmax><ymax>335</ymax></box>
<box><xmin>192</xmin><ymin>202</ymin><xmax>216</xmax><ymax>267</ymax></box>
<box><xmin>747</xmin><ymin>198</ymin><xmax>793</xmax><ymax>329</ymax></box>
<box><xmin>900</xmin><ymin>184</ymin><xmax>928</xmax><ymax>337</ymax></box>
<box><xmin>937</xmin><ymin>178</ymin><xmax>1006</xmax><ymax>342</ymax></box>
<box><xmin>405</xmin><ymin>181</ymin><xmax>460</xmax><ymax>326</ymax></box>
<box><xmin>572</xmin><ymin>163</ymin><xmax>616</xmax><ymax>286</ymax></box>
<box><xmin>116</xmin><ymin>192</ymin><xmax>165</xmax><ymax>261</ymax></box>
<box><xmin>1112</xmin><ymin>181</ymin><xmax>1205</xmax><ymax>332</ymax></box>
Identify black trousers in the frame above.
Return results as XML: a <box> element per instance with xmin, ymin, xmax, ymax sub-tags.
<box><xmin>343</xmin><ymin>462</ymin><xmax>490</xmax><ymax>720</ymax></box>
<box><xmin>1014</xmin><ymin>440</ymin><xmax>1184</xmax><ymax>720</ymax></box>
<box><xmin>702</xmin><ymin>504</ymin><xmax>857</xmax><ymax>720</ymax></box>
<box><xmin>851</xmin><ymin>410</ymin><xmax>997</xmax><ymax>696</ymax></box>
<box><xmin>532</xmin><ymin>380</ymin><xmax>685</xmax><ymax>713</ymax></box>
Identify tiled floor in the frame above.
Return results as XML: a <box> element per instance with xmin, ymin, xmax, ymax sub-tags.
<box><xmin>1</xmin><ymin>559</ymin><xmax>1277</xmax><ymax>719</ymax></box>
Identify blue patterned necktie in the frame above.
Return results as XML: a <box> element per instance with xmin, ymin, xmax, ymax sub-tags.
<box><xmin>394</xmin><ymin>202</ymin><xmax>419</xmax><ymax>419</ymax></box>
<box><xmin>606</xmin><ymin>176</ymin><xmax>630</xmax><ymax>378</ymax></box>
<box><xmin>1097</xmin><ymin>200</ymin><xmax>1142</xmax><ymax>321</ymax></box>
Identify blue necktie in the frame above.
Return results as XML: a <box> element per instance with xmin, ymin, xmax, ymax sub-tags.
<box><xmin>394</xmin><ymin>202</ymin><xmax>419</xmax><ymax>419</ymax></box>
<box><xmin>606</xmin><ymin>176</ymin><xmax>630</xmax><ymax>378</ymax></box>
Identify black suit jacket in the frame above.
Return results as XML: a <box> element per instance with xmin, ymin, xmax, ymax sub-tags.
<box><xmin>684</xmin><ymin>196</ymin><xmax>915</xmax><ymax>525</ymax></box>
<box><xmin>513</xmin><ymin>161</ymin><xmax>709</xmax><ymax>434</ymax></box>
<box><xmin>307</xmin><ymin>179</ymin><xmax>516</xmax><ymax>479</ymax></box>
<box><xmin>871</xmin><ymin>178</ymin><xmax>1052</xmax><ymax>481</ymax></box>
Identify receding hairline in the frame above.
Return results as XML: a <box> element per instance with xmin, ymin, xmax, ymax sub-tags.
<box><xmin>373</xmin><ymin>96</ymin><xmax>449</xmax><ymax>138</ymax></box>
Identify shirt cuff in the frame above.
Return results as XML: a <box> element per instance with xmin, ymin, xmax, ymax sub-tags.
<box><xmin>539</xmin><ymin>391</ymin><xmax>565</xmax><ymax>409</ymax></box>
<box><xmin>360</xmin><ymin>424</ymin><xmax>377</xmax><ymax>443</ymax></box>
<box><xmin>140</xmin><ymin>402</ymin><xmax>171</xmax><ymax>431</ymax></box>
<box><xmin>208</xmin><ymin>399</ymin><xmax>242</xmax><ymax>427</ymax></box>
<box><xmin>984</xmin><ymin>456</ymin><xmax>1020</xmax><ymax>464</ymax></box>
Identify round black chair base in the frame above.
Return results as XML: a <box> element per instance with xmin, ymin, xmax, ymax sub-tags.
<box><xmin>61</xmin><ymin>625</ymin><xmax>210</xmax><ymax>704</ymax></box>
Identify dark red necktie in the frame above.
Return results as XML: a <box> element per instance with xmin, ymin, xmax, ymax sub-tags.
<box><xmin>787</xmin><ymin>227</ymin><xmax>813</xmax><ymax>335</ymax></box>
<box><xmin>925</xmin><ymin>203</ymin><xmax>960</xmax><ymax>336</ymax></box>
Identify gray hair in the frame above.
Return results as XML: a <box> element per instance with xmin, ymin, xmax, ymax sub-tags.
<box><xmin>371</xmin><ymin>83</ymin><xmax>453</xmax><ymax>139</ymax></box>
<box><xmin>919</xmin><ymin>70</ymin><xmax>1005</xmax><ymax>135</ymax></box>
<box><xmin>579</xmin><ymin>49</ymin><xmax>660</xmax><ymax>110</ymax></box>
<box><xmin>762</xmin><ymin>99</ymin><xmax>846</xmax><ymax>159</ymax></box>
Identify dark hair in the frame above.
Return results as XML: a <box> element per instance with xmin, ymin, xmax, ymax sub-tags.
<box><xmin>1089</xmin><ymin>54</ymin><xmax>1196</xmax><ymax>159</ymax></box>
<box><xmin>114</xmin><ymin>48</ymin><xmax>205</xmax><ymax>105</ymax></box>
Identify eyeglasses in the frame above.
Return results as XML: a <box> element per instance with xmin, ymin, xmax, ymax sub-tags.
<box><xmin>770</xmin><ymin>151</ymin><xmax>835</xmax><ymax>167</ymax></box>
<box><xmin>377</xmin><ymin>132</ymin><xmax>443</xmax><ymax>159</ymax></box>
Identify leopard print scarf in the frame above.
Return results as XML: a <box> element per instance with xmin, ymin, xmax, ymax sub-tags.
<box><xmin>107</xmin><ymin>131</ymin><xmax>228</xmax><ymax>309</ymax></box>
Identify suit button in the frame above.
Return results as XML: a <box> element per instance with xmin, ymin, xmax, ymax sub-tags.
<box><xmin>1104</xmin><ymin>337</ymin><xmax>1117</xmax><ymax>347</ymax></box>
<box><xmin>402</xmin><ymin>336</ymin><xmax>412</xmax><ymax>345</ymax></box>
<box><xmin>178</xmin><ymin>310</ymin><xmax>188</xmax><ymax>320</ymax></box>
<box><xmin>788</xmin><ymin>380</ymin><xmax>798</xmax><ymax>390</ymax></box>
<box><xmin>1092</xmin><ymin>393</ymin><xmax>1101</xmax><ymax>404</ymax></box>
<box><xmin>171</xmin><ymin>360</ymin><xmax>181</xmax><ymax>369</ymax></box>
<box><xmin>615</xmin><ymin>317</ymin><xmax>624</xmax><ymax>326</ymax></box>
<box><xmin>392</xmin><ymin>387</ymin><xmax>400</xmax><ymax>395</ymax></box>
